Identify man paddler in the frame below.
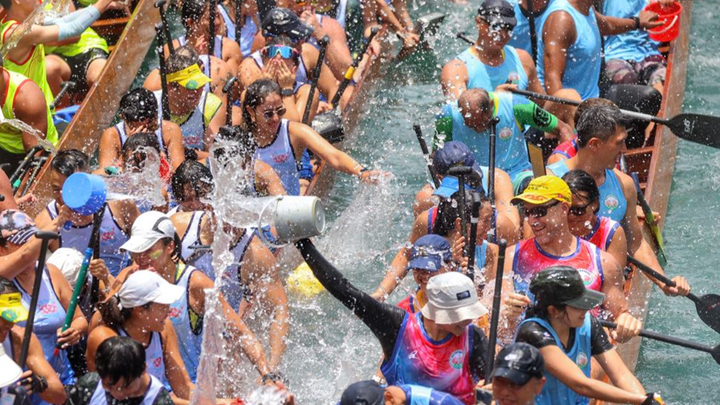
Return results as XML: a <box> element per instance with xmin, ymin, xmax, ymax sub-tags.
<box><xmin>440</xmin><ymin>0</ymin><xmax>546</xmax><ymax>100</ymax></box>
<box><xmin>547</xmin><ymin>104</ymin><xmax>691</xmax><ymax>297</ymax></box>
<box><xmin>503</xmin><ymin>175</ymin><xmax>642</xmax><ymax>343</ymax></box>
<box><xmin>508</xmin><ymin>0</ymin><xmax>552</xmax><ymax>58</ymax></box>
<box><xmin>434</xmin><ymin>88</ymin><xmax>572</xmax><ymax>189</ymax></box>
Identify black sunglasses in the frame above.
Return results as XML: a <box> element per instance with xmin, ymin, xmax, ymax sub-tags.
<box><xmin>263</xmin><ymin>106</ymin><xmax>287</xmax><ymax>120</ymax></box>
<box><xmin>569</xmin><ymin>201</ymin><xmax>594</xmax><ymax>217</ymax></box>
<box><xmin>525</xmin><ymin>200</ymin><xmax>561</xmax><ymax>218</ymax></box>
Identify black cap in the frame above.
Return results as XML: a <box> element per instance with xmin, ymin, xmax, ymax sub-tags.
<box><xmin>340</xmin><ymin>381</ymin><xmax>384</xmax><ymax>405</ymax></box>
<box><xmin>477</xmin><ymin>0</ymin><xmax>517</xmax><ymax>29</ymax></box>
<box><xmin>490</xmin><ymin>343</ymin><xmax>545</xmax><ymax>385</ymax></box>
<box><xmin>529</xmin><ymin>266</ymin><xmax>605</xmax><ymax>310</ymax></box>
<box><xmin>261</xmin><ymin>8</ymin><xmax>314</xmax><ymax>42</ymax></box>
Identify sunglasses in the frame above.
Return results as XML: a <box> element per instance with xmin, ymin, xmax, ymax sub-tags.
<box><xmin>569</xmin><ymin>201</ymin><xmax>594</xmax><ymax>217</ymax></box>
<box><xmin>262</xmin><ymin>106</ymin><xmax>287</xmax><ymax>120</ymax></box>
<box><xmin>525</xmin><ymin>200</ymin><xmax>560</xmax><ymax>218</ymax></box>
<box><xmin>263</xmin><ymin>45</ymin><xmax>300</xmax><ymax>59</ymax></box>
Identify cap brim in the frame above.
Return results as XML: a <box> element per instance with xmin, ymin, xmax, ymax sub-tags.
<box><xmin>564</xmin><ymin>289</ymin><xmax>605</xmax><ymax>310</ymax></box>
<box><xmin>7</xmin><ymin>226</ymin><xmax>39</xmax><ymax>246</ymax></box>
<box><xmin>288</xmin><ymin>24</ymin><xmax>314</xmax><ymax>41</ymax></box>
<box><xmin>490</xmin><ymin>366</ymin><xmax>533</xmax><ymax>385</ymax></box>
<box><xmin>150</xmin><ymin>283</ymin><xmax>185</xmax><ymax>305</ymax></box>
<box><xmin>422</xmin><ymin>301</ymin><xmax>488</xmax><ymax>324</ymax></box>
<box><xmin>120</xmin><ymin>235</ymin><xmax>163</xmax><ymax>253</ymax></box>
<box><xmin>407</xmin><ymin>257</ymin><xmax>441</xmax><ymax>272</ymax></box>
<box><xmin>0</xmin><ymin>353</ymin><xmax>22</xmax><ymax>389</ymax></box>
<box><xmin>481</xmin><ymin>14</ymin><xmax>517</xmax><ymax>29</ymax></box>
<box><xmin>511</xmin><ymin>194</ymin><xmax>554</xmax><ymax>205</ymax></box>
<box><xmin>177</xmin><ymin>74</ymin><xmax>212</xmax><ymax>90</ymax></box>
<box><xmin>433</xmin><ymin>185</ymin><xmax>457</xmax><ymax>198</ymax></box>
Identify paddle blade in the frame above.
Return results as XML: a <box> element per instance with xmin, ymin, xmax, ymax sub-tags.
<box><xmin>696</xmin><ymin>294</ymin><xmax>720</xmax><ymax>334</ymax></box>
<box><xmin>667</xmin><ymin>113</ymin><xmax>720</xmax><ymax>149</ymax></box>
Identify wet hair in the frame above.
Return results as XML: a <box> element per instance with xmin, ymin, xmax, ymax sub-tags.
<box><xmin>172</xmin><ymin>160</ymin><xmax>214</xmax><ymax>202</ymax></box>
<box><xmin>573</xmin><ymin>98</ymin><xmax>615</xmax><ymax>125</ymax></box>
<box><xmin>181</xmin><ymin>0</ymin><xmax>208</xmax><ymax>30</ymax></box>
<box><xmin>458</xmin><ymin>89</ymin><xmax>492</xmax><ymax>115</ymax></box>
<box><xmin>119</xmin><ymin>88</ymin><xmax>158</xmax><ymax>124</ymax></box>
<box><xmin>242</xmin><ymin>79</ymin><xmax>282</xmax><ymax>131</ymax></box>
<box><xmin>97</xmin><ymin>297</ymin><xmax>152</xmax><ymax>328</ymax></box>
<box><xmin>51</xmin><ymin>149</ymin><xmax>90</xmax><ymax>177</ymax></box>
<box><xmin>432</xmin><ymin>188</ymin><xmax>474</xmax><ymax>236</ymax></box>
<box><xmin>213</xmin><ymin>125</ymin><xmax>256</xmax><ymax>164</ymax></box>
<box><xmin>562</xmin><ymin>169</ymin><xmax>600</xmax><ymax>205</ymax></box>
<box><xmin>167</xmin><ymin>45</ymin><xmax>201</xmax><ymax>75</ymax></box>
<box><xmin>121</xmin><ymin>133</ymin><xmax>162</xmax><ymax>170</ymax></box>
<box><xmin>576</xmin><ymin>104</ymin><xmax>625</xmax><ymax>147</ymax></box>
<box><xmin>95</xmin><ymin>336</ymin><xmax>146</xmax><ymax>386</ymax></box>
<box><xmin>0</xmin><ymin>0</ymin><xmax>10</xmax><ymax>10</ymax></box>
<box><xmin>526</xmin><ymin>300</ymin><xmax>565</xmax><ymax>320</ymax></box>
<box><xmin>0</xmin><ymin>278</ymin><xmax>19</xmax><ymax>294</ymax></box>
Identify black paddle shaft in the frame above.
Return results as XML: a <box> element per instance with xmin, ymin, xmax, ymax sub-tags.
<box><xmin>486</xmin><ymin>239</ymin><xmax>508</xmax><ymax>380</ymax></box>
<box><xmin>303</xmin><ymin>36</ymin><xmax>330</xmax><ymax>125</ymax></box>
<box><xmin>155</xmin><ymin>23</ymin><xmax>171</xmax><ymax>122</ymax></box>
<box><xmin>223</xmin><ymin>76</ymin><xmax>238</xmax><ymax>125</ymax></box>
<box><xmin>487</xmin><ymin>117</ymin><xmax>500</xmax><ymax>243</ymax></box>
<box><xmin>525</xmin><ymin>0</ymin><xmax>538</xmax><ymax>63</ymax></box>
<box><xmin>413</xmin><ymin>124</ymin><xmax>440</xmax><ymax>188</ymax></box>
<box><xmin>154</xmin><ymin>0</ymin><xmax>174</xmax><ymax>56</ymax></box>
<box><xmin>331</xmin><ymin>27</ymin><xmax>379</xmax><ymax>107</ymax></box>
<box><xmin>208</xmin><ymin>0</ymin><xmax>218</xmax><ymax>58</ymax></box>
<box><xmin>19</xmin><ymin>231</ymin><xmax>59</xmax><ymax>368</ymax></box>
<box><xmin>467</xmin><ymin>192</ymin><xmax>482</xmax><ymax>281</ymax></box>
<box><xmin>448</xmin><ymin>166</ymin><xmax>472</xmax><ymax>257</ymax></box>
<box><xmin>235</xmin><ymin>0</ymin><xmax>242</xmax><ymax>50</ymax></box>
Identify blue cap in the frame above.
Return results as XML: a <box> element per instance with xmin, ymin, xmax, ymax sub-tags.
<box><xmin>433</xmin><ymin>141</ymin><xmax>477</xmax><ymax>174</ymax></box>
<box><xmin>433</xmin><ymin>176</ymin><xmax>460</xmax><ymax>198</ymax></box>
<box><xmin>407</xmin><ymin>234</ymin><xmax>452</xmax><ymax>272</ymax></box>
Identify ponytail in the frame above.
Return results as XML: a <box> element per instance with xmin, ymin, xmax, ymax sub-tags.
<box><xmin>97</xmin><ymin>295</ymin><xmax>134</xmax><ymax>328</ymax></box>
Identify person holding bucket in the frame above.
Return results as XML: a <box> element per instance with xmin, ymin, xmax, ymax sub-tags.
<box><xmin>34</xmin><ymin>149</ymin><xmax>140</xmax><ymax>278</ymax></box>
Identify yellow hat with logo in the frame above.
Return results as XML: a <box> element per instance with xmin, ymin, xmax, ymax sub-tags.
<box><xmin>0</xmin><ymin>293</ymin><xmax>28</xmax><ymax>323</ymax></box>
<box><xmin>511</xmin><ymin>175</ymin><xmax>572</xmax><ymax>205</ymax></box>
<box><xmin>167</xmin><ymin>64</ymin><xmax>211</xmax><ymax>90</ymax></box>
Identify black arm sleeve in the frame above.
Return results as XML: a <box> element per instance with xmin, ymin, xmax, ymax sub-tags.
<box><xmin>515</xmin><ymin>321</ymin><xmax>558</xmax><ymax>349</ymax></box>
<box><xmin>64</xmin><ymin>373</ymin><xmax>100</xmax><ymax>405</ymax></box>
<box><xmin>296</xmin><ymin>239</ymin><xmax>407</xmax><ymax>358</ymax></box>
<box><xmin>469</xmin><ymin>325</ymin><xmax>489</xmax><ymax>381</ymax></box>
<box><xmin>590</xmin><ymin>316</ymin><xmax>613</xmax><ymax>356</ymax></box>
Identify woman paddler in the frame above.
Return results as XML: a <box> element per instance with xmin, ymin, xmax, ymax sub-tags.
<box><xmin>515</xmin><ymin>266</ymin><xmax>664</xmax><ymax>405</ymax></box>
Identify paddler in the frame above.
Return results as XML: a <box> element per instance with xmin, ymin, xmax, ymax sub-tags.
<box><xmin>515</xmin><ymin>266</ymin><xmax>665</xmax><ymax>405</ymax></box>
<box><xmin>546</xmin><ymin>98</ymin><xmax>616</xmax><ymax>165</ymax></box>
<box><xmin>339</xmin><ymin>380</ymin><xmax>464</xmax><ymax>405</ymax></box>
<box><xmin>434</xmin><ymin>88</ymin><xmax>573</xmax><ymax>187</ymax></box>
<box><xmin>396</xmin><ymin>234</ymin><xmax>455</xmax><ymax>314</ymax></box>
<box><xmin>546</xmin><ymin>104</ymin><xmax>691</xmax><ymax>296</ymax></box>
<box><xmin>113</xmin><ymin>211</ymin><xmax>281</xmax><ymax>386</ymax></box>
<box><xmin>66</xmin><ymin>336</ymin><xmax>174</xmax><ymax>405</ymax></box>
<box><xmin>440</xmin><ymin>0</ymin><xmax>546</xmax><ymax>100</ymax></box>
<box><xmin>508</xmin><ymin>0</ymin><xmax>551</xmax><ymax>57</ymax></box>
<box><xmin>563</xmin><ymin>170</ymin><xmax>627</xmax><ymax>268</ymax></box>
<box><xmin>242</xmin><ymin>79</ymin><xmax>387</xmax><ymax>197</ymax></box>
<box><xmin>45</xmin><ymin>25</ymin><xmax>109</xmax><ymax>95</ymax></box>
<box><xmin>0</xmin><ymin>277</ymin><xmax>67</xmax><ymax>405</ymax></box>
<box><xmin>98</xmin><ymin>88</ymin><xmax>185</xmax><ymax>173</ymax></box>
<box><xmin>216</xmin><ymin>0</ymin><xmax>260</xmax><ymax>58</ymax></box>
<box><xmin>297</xmin><ymin>236</ymin><xmax>490</xmax><ymax>405</ymax></box>
<box><xmin>34</xmin><ymin>150</ymin><xmax>140</xmax><ymax>277</ymax></box>
<box><xmin>147</xmin><ymin>46</ymin><xmax>225</xmax><ymax>160</ymax></box>
<box><xmin>0</xmin><ymin>55</ymin><xmax>56</xmax><ymax>175</ymax></box>
<box><xmin>490</xmin><ymin>343</ymin><xmax>546</xmax><ymax>405</ymax></box>
<box><xmin>504</xmin><ymin>176</ymin><xmax>642</xmax><ymax>342</ymax></box>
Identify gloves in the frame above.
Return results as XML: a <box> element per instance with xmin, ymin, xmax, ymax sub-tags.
<box><xmin>641</xmin><ymin>393</ymin><xmax>665</xmax><ymax>405</ymax></box>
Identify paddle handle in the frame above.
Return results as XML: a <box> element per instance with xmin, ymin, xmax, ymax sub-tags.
<box><xmin>208</xmin><ymin>0</ymin><xmax>218</xmax><ymax>58</ymax></box>
<box><xmin>60</xmin><ymin>248</ymin><xmax>93</xmax><ymax>334</ymax></box>
<box><xmin>303</xmin><ymin>36</ymin><xmax>330</xmax><ymax>125</ymax></box>
<box><xmin>487</xmin><ymin>117</ymin><xmax>499</xmax><ymax>243</ymax></box>
<box><xmin>626</xmin><ymin>255</ymin><xmax>700</xmax><ymax>302</ymax></box>
<box><xmin>456</xmin><ymin>32</ymin><xmax>474</xmax><ymax>45</ymax></box>
<box><xmin>154</xmin><ymin>0</ymin><xmax>174</xmax><ymax>56</ymax></box>
<box><xmin>223</xmin><ymin>76</ymin><xmax>238</xmax><ymax>126</ymax></box>
<box><xmin>234</xmin><ymin>0</ymin><xmax>242</xmax><ymax>51</ymax></box>
<box><xmin>600</xmin><ymin>320</ymin><xmax>713</xmax><ymax>353</ymax></box>
<box><xmin>413</xmin><ymin>124</ymin><xmax>440</xmax><ymax>188</ymax></box>
<box><xmin>486</xmin><ymin>239</ymin><xmax>507</xmax><ymax>380</ymax></box>
<box><xmin>331</xmin><ymin>27</ymin><xmax>379</xmax><ymax>107</ymax></box>
<box><xmin>467</xmin><ymin>192</ymin><xmax>482</xmax><ymax>280</ymax></box>
<box><xmin>155</xmin><ymin>23</ymin><xmax>171</xmax><ymax>122</ymax></box>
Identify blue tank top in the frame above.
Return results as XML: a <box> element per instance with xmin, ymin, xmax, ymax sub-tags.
<box><xmin>46</xmin><ymin>201</ymin><xmax>129</xmax><ymax>276</ymax></box>
<box><xmin>536</xmin><ymin>0</ymin><xmax>601</xmax><ymax>100</ymax></box>
<box><xmin>14</xmin><ymin>268</ymin><xmax>75</xmax><ymax>385</ymax></box>
<box><xmin>217</xmin><ymin>4</ymin><xmax>256</xmax><ymax>57</ymax></box>
<box><xmin>254</xmin><ymin>119</ymin><xmax>301</xmax><ymax>196</ymax></box>
<box><xmin>518</xmin><ymin>314</ymin><xmax>593</xmax><ymax>405</ymax></box>
<box><xmin>89</xmin><ymin>374</ymin><xmax>166</xmax><ymax>405</ymax></box>
<box><xmin>509</xmin><ymin>2</ymin><xmax>532</xmax><ymax>54</ymax></box>
<box><xmin>547</xmin><ymin>160</ymin><xmax>627</xmax><ymax>222</ymax></box>
<box><xmin>197</xmin><ymin>230</ymin><xmax>253</xmax><ymax>312</ymax></box>
<box><xmin>456</xmin><ymin>45</ymin><xmax>528</xmax><ymax>92</ymax></box>
<box><xmin>152</xmin><ymin>89</ymin><xmax>212</xmax><ymax>151</ymax></box>
<box><xmin>116</xmin><ymin>328</ymin><xmax>170</xmax><ymax>391</ymax></box>
<box><xmin>168</xmin><ymin>264</ymin><xmax>203</xmax><ymax>383</ymax></box>
<box><xmin>602</xmin><ymin>0</ymin><xmax>660</xmax><ymax>62</ymax></box>
<box><xmin>441</xmin><ymin>92</ymin><xmax>532</xmax><ymax>182</ymax></box>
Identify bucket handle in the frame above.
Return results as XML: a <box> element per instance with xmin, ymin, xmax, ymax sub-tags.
<box><xmin>257</xmin><ymin>196</ymin><xmax>290</xmax><ymax>249</ymax></box>
<box><xmin>649</xmin><ymin>15</ymin><xmax>678</xmax><ymax>35</ymax></box>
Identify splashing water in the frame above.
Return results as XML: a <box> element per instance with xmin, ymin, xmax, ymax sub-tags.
<box><xmin>0</xmin><ymin>117</ymin><xmax>57</xmax><ymax>154</ymax></box>
<box><xmin>103</xmin><ymin>146</ymin><xmax>165</xmax><ymax>206</ymax></box>
<box><xmin>1</xmin><ymin>0</ymin><xmax>72</xmax><ymax>56</ymax></box>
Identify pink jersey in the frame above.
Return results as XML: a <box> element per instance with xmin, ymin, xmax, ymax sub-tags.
<box><xmin>380</xmin><ymin>313</ymin><xmax>476</xmax><ymax>405</ymax></box>
<box><xmin>584</xmin><ymin>216</ymin><xmax>620</xmax><ymax>251</ymax></box>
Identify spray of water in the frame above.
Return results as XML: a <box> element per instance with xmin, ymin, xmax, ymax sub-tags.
<box><xmin>0</xmin><ymin>117</ymin><xmax>57</xmax><ymax>155</ymax></box>
<box><xmin>103</xmin><ymin>146</ymin><xmax>165</xmax><ymax>206</ymax></box>
<box><xmin>1</xmin><ymin>0</ymin><xmax>72</xmax><ymax>56</ymax></box>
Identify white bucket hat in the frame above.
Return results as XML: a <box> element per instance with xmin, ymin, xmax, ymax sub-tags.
<box><xmin>47</xmin><ymin>248</ymin><xmax>85</xmax><ymax>289</ymax></box>
<box><xmin>117</xmin><ymin>270</ymin><xmax>184</xmax><ymax>309</ymax></box>
<box><xmin>422</xmin><ymin>272</ymin><xmax>488</xmax><ymax>324</ymax></box>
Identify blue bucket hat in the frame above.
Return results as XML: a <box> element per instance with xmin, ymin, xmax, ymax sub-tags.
<box><xmin>407</xmin><ymin>234</ymin><xmax>452</xmax><ymax>272</ymax></box>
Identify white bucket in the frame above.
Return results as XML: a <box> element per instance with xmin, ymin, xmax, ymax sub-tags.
<box><xmin>272</xmin><ymin>196</ymin><xmax>326</xmax><ymax>243</ymax></box>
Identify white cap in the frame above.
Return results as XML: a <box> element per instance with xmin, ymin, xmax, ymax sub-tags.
<box><xmin>47</xmin><ymin>248</ymin><xmax>85</xmax><ymax>289</ymax></box>
<box><xmin>117</xmin><ymin>270</ymin><xmax>184</xmax><ymax>309</ymax></box>
<box><xmin>422</xmin><ymin>272</ymin><xmax>488</xmax><ymax>324</ymax></box>
<box><xmin>0</xmin><ymin>342</ymin><xmax>22</xmax><ymax>389</ymax></box>
<box><xmin>120</xmin><ymin>211</ymin><xmax>176</xmax><ymax>253</ymax></box>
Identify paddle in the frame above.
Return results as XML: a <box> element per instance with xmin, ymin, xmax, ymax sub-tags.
<box><xmin>19</xmin><ymin>231</ymin><xmax>58</xmax><ymax>368</ymax></box>
<box><xmin>234</xmin><ymin>0</ymin><xmax>242</xmax><ymax>51</ymax></box>
<box><xmin>525</xmin><ymin>0</ymin><xmax>538</xmax><ymax>63</ymax></box>
<box><xmin>456</xmin><ymin>32</ymin><xmax>474</xmax><ymax>45</ymax></box>
<box><xmin>155</xmin><ymin>23</ymin><xmax>171</xmax><ymax>122</ymax></box>
<box><xmin>154</xmin><ymin>0</ymin><xmax>174</xmax><ymax>56</ymax></box>
<box><xmin>303</xmin><ymin>36</ymin><xmax>330</xmax><ymax>125</ymax></box>
<box><xmin>448</xmin><ymin>166</ymin><xmax>472</xmax><ymax>257</ymax></box>
<box><xmin>509</xmin><ymin>88</ymin><xmax>720</xmax><ymax>149</ymax></box>
<box><xmin>600</xmin><ymin>320</ymin><xmax>720</xmax><ymax>365</ymax></box>
<box><xmin>330</xmin><ymin>27</ymin><xmax>379</xmax><ymax>108</ymax></box>
<box><xmin>486</xmin><ymin>239</ymin><xmax>508</xmax><ymax>380</ymax></box>
<box><xmin>49</xmin><ymin>81</ymin><xmax>75</xmax><ymax>111</ymax></box>
<box><xmin>487</xmin><ymin>117</ymin><xmax>500</xmax><ymax>243</ymax></box>
<box><xmin>208</xmin><ymin>0</ymin><xmax>218</xmax><ymax>59</ymax></box>
<box><xmin>9</xmin><ymin>145</ymin><xmax>43</xmax><ymax>192</ymax></box>
<box><xmin>627</xmin><ymin>255</ymin><xmax>720</xmax><ymax>334</ymax></box>
<box><xmin>413</xmin><ymin>124</ymin><xmax>440</xmax><ymax>188</ymax></box>
<box><xmin>630</xmin><ymin>172</ymin><xmax>667</xmax><ymax>263</ymax></box>
<box><xmin>466</xmin><ymin>192</ymin><xmax>482</xmax><ymax>282</ymax></box>
<box><xmin>222</xmin><ymin>76</ymin><xmax>238</xmax><ymax>125</ymax></box>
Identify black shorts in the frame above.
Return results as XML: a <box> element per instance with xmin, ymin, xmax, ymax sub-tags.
<box><xmin>56</xmin><ymin>48</ymin><xmax>109</xmax><ymax>86</ymax></box>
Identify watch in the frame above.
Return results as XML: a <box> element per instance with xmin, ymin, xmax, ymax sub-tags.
<box><xmin>281</xmin><ymin>88</ymin><xmax>294</xmax><ymax>97</ymax></box>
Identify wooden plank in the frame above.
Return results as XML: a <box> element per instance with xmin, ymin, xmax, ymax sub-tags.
<box><xmin>25</xmin><ymin>0</ymin><xmax>160</xmax><ymax>217</ymax></box>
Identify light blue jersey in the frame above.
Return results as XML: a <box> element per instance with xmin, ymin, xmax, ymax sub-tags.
<box><xmin>602</xmin><ymin>0</ymin><xmax>660</xmax><ymax>62</ymax></box>
<box><xmin>456</xmin><ymin>45</ymin><xmax>528</xmax><ymax>92</ymax></box>
<box><xmin>536</xmin><ymin>0</ymin><xmax>601</xmax><ymax>99</ymax></box>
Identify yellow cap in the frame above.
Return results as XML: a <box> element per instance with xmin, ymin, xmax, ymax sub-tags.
<box><xmin>167</xmin><ymin>64</ymin><xmax>211</xmax><ymax>90</ymax></box>
<box><xmin>287</xmin><ymin>262</ymin><xmax>325</xmax><ymax>298</ymax></box>
<box><xmin>512</xmin><ymin>175</ymin><xmax>572</xmax><ymax>205</ymax></box>
<box><xmin>0</xmin><ymin>293</ymin><xmax>28</xmax><ymax>323</ymax></box>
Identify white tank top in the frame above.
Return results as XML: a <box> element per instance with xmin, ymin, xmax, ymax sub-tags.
<box><xmin>89</xmin><ymin>374</ymin><xmax>165</xmax><ymax>405</ymax></box>
<box><xmin>153</xmin><ymin>89</ymin><xmax>209</xmax><ymax>151</ymax></box>
<box><xmin>216</xmin><ymin>4</ymin><xmax>256</xmax><ymax>57</ymax></box>
<box><xmin>115</xmin><ymin>121</ymin><xmax>166</xmax><ymax>155</ymax></box>
<box><xmin>253</xmin><ymin>119</ymin><xmax>300</xmax><ymax>196</ymax></box>
<box><xmin>198</xmin><ymin>229</ymin><xmax>253</xmax><ymax>312</ymax></box>
<box><xmin>177</xmin><ymin>211</ymin><xmax>212</xmax><ymax>270</ymax></box>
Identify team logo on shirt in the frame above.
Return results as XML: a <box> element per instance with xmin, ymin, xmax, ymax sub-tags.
<box><xmin>39</xmin><ymin>302</ymin><xmax>57</xmax><ymax>315</ymax></box>
<box><xmin>169</xmin><ymin>306</ymin><xmax>182</xmax><ymax>319</ymax></box>
<box><xmin>576</xmin><ymin>352</ymin><xmax>589</xmax><ymax>369</ymax></box>
<box><xmin>577</xmin><ymin>268</ymin><xmax>597</xmax><ymax>286</ymax></box>
<box><xmin>604</xmin><ymin>195</ymin><xmax>619</xmax><ymax>211</ymax></box>
<box><xmin>273</xmin><ymin>153</ymin><xmax>290</xmax><ymax>164</ymax></box>
<box><xmin>507</xmin><ymin>72</ymin><xmax>520</xmax><ymax>85</ymax></box>
<box><xmin>449</xmin><ymin>350</ymin><xmax>465</xmax><ymax>370</ymax></box>
<box><xmin>499</xmin><ymin>127</ymin><xmax>513</xmax><ymax>141</ymax></box>
<box><xmin>152</xmin><ymin>357</ymin><xmax>163</xmax><ymax>368</ymax></box>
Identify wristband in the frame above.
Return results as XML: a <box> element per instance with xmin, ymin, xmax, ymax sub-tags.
<box><xmin>281</xmin><ymin>88</ymin><xmax>294</xmax><ymax>97</ymax></box>
<box><xmin>631</xmin><ymin>16</ymin><xmax>641</xmax><ymax>30</ymax></box>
